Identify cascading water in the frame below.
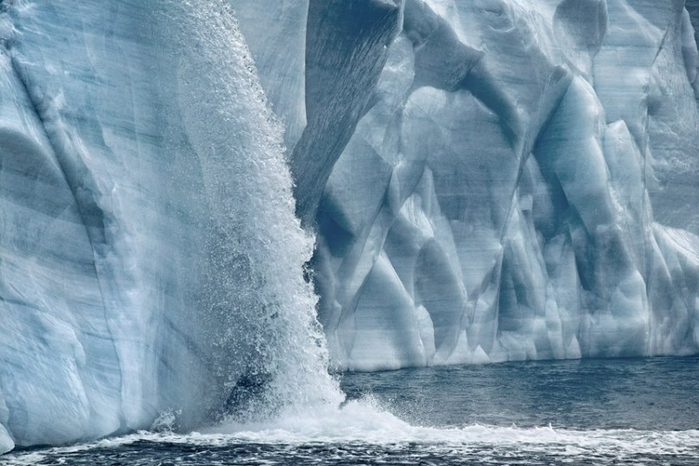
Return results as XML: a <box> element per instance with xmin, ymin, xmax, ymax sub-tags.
<box><xmin>155</xmin><ymin>0</ymin><xmax>344</xmax><ymax>420</ymax></box>
<box><xmin>0</xmin><ymin>0</ymin><xmax>345</xmax><ymax>450</ymax></box>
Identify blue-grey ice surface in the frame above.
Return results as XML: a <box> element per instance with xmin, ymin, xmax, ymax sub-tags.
<box><xmin>0</xmin><ymin>0</ymin><xmax>698</xmax><ymax>453</ymax></box>
<box><xmin>305</xmin><ymin>0</ymin><xmax>699</xmax><ymax>371</ymax></box>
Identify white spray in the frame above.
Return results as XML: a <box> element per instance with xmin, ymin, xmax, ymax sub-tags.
<box><xmin>157</xmin><ymin>0</ymin><xmax>344</xmax><ymax>421</ymax></box>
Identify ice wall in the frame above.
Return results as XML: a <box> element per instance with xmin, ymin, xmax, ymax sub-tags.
<box><xmin>267</xmin><ymin>0</ymin><xmax>699</xmax><ymax>371</ymax></box>
<box><xmin>0</xmin><ymin>0</ymin><xmax>339</xmax><ymax>453</ymax></box>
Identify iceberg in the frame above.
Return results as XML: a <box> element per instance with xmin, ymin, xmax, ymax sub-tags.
<box><xmin>0</xmin><ymin>0</ymin><xmax>698</xmax><ymax>453</ymax></box>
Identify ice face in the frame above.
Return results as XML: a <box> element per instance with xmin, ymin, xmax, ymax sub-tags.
<box><xmin>231</xmin><ymin>0</ymin><xmax>308</xmax><ymax>149</ymax></box>
<box><xmin>289</xmin><ymin>0</ymin><xmax>699</xmax><ymax>371</ymax></box>
<box><xmin>0</xmin><ymin>0</ymin><xmax>339</xmax><ymax>454</ymax></box>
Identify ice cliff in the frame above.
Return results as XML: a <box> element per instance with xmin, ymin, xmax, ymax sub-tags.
<box><xmin>281</xmin><ymin>0</ymin><xmax>699</xmax><ymax>371</ymax></box>
<box><xmin>0</xmin><ymin>0</ymin><xmax>337</xmax><ymax>453</ymax></box>
<box><xmin>0</xmin><ymin>0</ymin><xmax>698</xmax><ymax>453</ymax></box>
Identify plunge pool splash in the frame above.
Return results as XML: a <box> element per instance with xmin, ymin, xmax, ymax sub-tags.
<box><xmin>2</xmin><ymin>356</ymin><xmax>698</xmax><ymax>465</ymax></box>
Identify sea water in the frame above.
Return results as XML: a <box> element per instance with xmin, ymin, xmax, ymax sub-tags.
<box><xmin>2</xmin><ymin>356</ymin><xmax>697</xmax><ymax>465</ymax></box>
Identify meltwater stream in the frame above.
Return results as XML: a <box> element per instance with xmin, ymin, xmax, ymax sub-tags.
<box><xmin>3</xmin><ymin>356</ymin><xmax>699</xmax><ymax>465</ymax></box>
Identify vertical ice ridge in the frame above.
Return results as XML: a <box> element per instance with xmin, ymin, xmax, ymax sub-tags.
<box><xmin>10</xmin><ymin>51</ymin><xmax>128</xmax><ymax>434</ymax></box>
<box><xmin>8</xmin><ymin>56</ymin><xmax>110</xmax><ymax>291</ymax></box>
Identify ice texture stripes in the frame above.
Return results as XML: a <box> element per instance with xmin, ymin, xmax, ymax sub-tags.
<box><xmin>281</xmin><ymin>0</ymin><xmax>699</xmax><ymax>370</ymax></box>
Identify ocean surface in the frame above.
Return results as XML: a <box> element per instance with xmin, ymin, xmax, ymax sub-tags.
<box><xmin>2</xmin><ymin>356</ymin><xmax>698</xmax><ymax>465</ymax></box>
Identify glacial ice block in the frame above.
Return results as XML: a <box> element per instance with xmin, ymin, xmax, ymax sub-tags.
<box><xmin>0</xmin><ymin>0</ymin><xmax>337</xmax><ymax>451</ymax></box>
<box><xmin>280</xmin><ymin>0</ymin><xmax>699</xmax><ymax>370</ymax></box>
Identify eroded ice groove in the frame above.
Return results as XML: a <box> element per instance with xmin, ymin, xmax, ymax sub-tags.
<box><xmin>0</xmin><ymin>0</ymin><xmax>340</xmax><ymax>453</ymax></box>
<box><xmin>239</xmin><ymin>0</ymin><xmax>699</xmax><ymax>371</ymax></box>
<box><xmin>291</xmin><ymin>0</ymin><xmax>403</xmax><ymax>226</ymax></box>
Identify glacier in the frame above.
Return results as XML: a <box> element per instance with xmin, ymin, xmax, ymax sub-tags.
<box><xmin>300</xmin><ymin>0</ymin><xmax>699</xmax><ymax>371</ymax></box>
<box><xmin>0</xmin><ymin>0</ymin><xmax>698</xmax><ymax>454</ymax></box>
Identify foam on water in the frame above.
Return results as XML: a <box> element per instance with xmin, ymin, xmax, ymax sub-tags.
<box><xmin>4</xmin><ymin>406</ymin><xmax>699</xmax><ymax>465</ymax></box>
<box><xmin>209</xmin><ymin>399</ymin><xmax>699</xmax><ymax>452</ymax></box>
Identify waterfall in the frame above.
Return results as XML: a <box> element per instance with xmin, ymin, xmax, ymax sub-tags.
<box><xmin>0</xmin><ymin>0</ymin><xmax>344</xmax><ymax>451</ymax></box>
<box><xmin>157</xmin><ymin>0</ymin><xmax>344</xmax><ymax>419</ymax></box>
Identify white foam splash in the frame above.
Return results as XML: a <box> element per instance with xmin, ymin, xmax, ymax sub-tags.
<box><xmin>207</xmin><ymin>400</ymin><xmax>699</xmax><ymax>455</ymax></box>
<box><xmin>6</xmin><ymin>397</ymin><xmax>698</xmax><ymax>465</ymax></box>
